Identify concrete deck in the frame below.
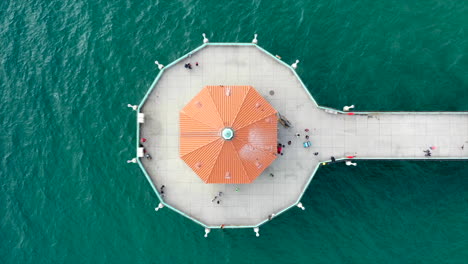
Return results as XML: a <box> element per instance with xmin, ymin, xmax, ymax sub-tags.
<box><xmin>139</xmin><ymin>44</ymin><xmax>468</xmax><ymax>227</ymax></box>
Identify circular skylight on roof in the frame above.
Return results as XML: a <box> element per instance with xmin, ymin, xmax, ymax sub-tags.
<box><xmin>221</xmin><ymin>127</ymin><xmax>234</xmax><ymax>140</ymax></box>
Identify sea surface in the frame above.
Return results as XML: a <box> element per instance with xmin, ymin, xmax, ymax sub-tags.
<box><xmin>1</xmin><ymin>0</ymin><xmax>468</xmax><ymax>263</ymax></box>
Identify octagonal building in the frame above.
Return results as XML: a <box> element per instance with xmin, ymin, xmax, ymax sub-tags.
<box><xmin>180</xmin><ymin>85</ymin><xmax>278</xmax><ymax>184</ymax></box>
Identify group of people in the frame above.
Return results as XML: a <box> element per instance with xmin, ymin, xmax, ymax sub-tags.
<box><xmin>140</xmin><ymin>145</ymin><xmax>152</xmax><ymax>160</ymax></box>
<box><xmin>277</xmin><ymin>128</ymin><xmax>317</xmax><ymax>157</ymax></box>
<box><xmin>211</xmin><ymin>192</ymin><xmax>223</xmax><ymax>204</ymax></box>
<box><xmin>140</xmin><ymin>138</ymin><xmax>153</xmax><ymax>160</ymax></box>
<box><xmin>277</xmin><ymin>143</ymin><xmax>285</xmax><ymax>155</ymax></box>
<box><xmin>295</xmin><ymin>128</ymin><xmax>311</xmax><ymax>142</ymax></box>
<box><xmin>184</xmin><ymin>62</ymin><xmax>199</xmax><ymax>70</ymax></box>
<box><xmin>424</xmin><ymin>146</ymin><xmax>437</xmax><ymax>157</ymax></box>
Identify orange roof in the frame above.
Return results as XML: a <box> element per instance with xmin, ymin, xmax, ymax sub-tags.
<box><xmin>180</xmin><ymin>85</ymin><xmax>278</xmax><ymax>184</ymax></box>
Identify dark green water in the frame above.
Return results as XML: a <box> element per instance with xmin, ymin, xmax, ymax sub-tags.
<box><xmin>1</xmin><ymin>0</ymin><xmax>468</xmax><ymax>263</ymax></box>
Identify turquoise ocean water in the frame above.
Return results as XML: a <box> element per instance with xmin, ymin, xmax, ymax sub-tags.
<box><xmin>1</xmin><ymin>0</ymin><xmax>468</xmax><ymax>263</ymax></box>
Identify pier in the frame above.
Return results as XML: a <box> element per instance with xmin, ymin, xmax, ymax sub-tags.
<box><xmin>136</xmin><ymin>43</ymin><xmax>468</xmax><ymax>231</ymax></box>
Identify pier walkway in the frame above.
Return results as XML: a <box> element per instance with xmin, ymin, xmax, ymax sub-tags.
<box><xmin>138</xmin><ymin>44</ymin><xmax>468</xmax><ymax>228</ymax></box>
